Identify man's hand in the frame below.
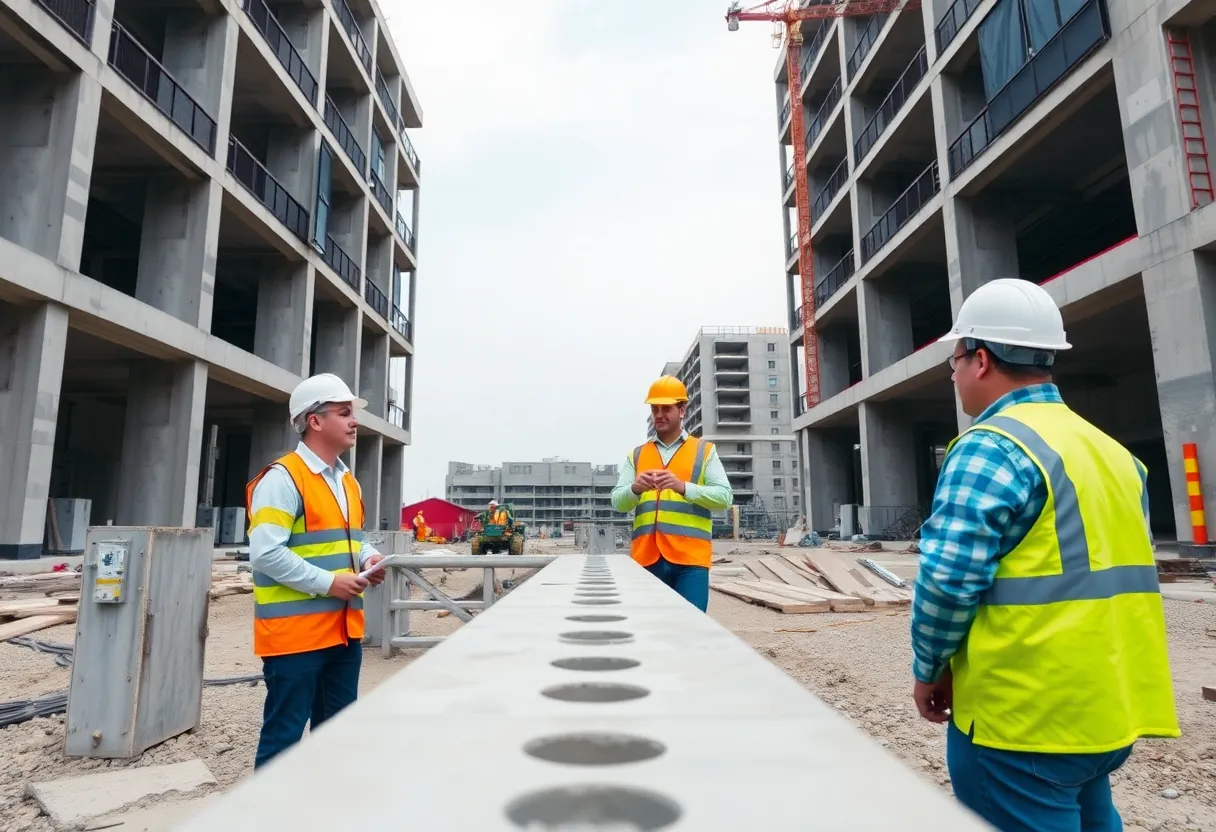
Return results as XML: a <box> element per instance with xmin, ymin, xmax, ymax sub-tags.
<box><xmin>650</xmin><ymin>470</ymin><xmax>686</xmax><ymax>495</ymax></box>
<box><xmin>912</xmin><ymin>668</ymin><xmax>953</xmax><ymax>724</ymax></box>
<box><xmin>363</xmin><ymin>555</ymin><xmax>387</xmax><ymax>586</ymax></box>
<box><xmin>631</xmin><ymin>471</ymin><xmax>657</xmax><ymax>495</ymax></box>
<box><xmin>328</xmin><ymin>572</ymin><xmax>370</xmax><ymax>600</ymax></box>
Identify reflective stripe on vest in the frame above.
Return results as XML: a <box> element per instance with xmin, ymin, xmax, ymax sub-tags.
<box><xmin>630</xmin><ymin>437</ymin><xmax>714</xmax><ymax>567</ymax></box>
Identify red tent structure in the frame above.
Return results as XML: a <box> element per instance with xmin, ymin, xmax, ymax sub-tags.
<box><xmin>401</xmin><ymin>497</ymin><xmax>477</xmax><ymax>542</ymax></box>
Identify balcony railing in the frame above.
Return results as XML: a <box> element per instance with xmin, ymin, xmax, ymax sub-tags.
<box><xmin>388</xmin><ymin>404</ymin><xmax>406</xmax><ymax>428</ymax></box>
<box><xmin>853</xmin><ymin>46</ymin><xmax>928</xmax><ymax>164</ymax></box>
<box><xmin>860</xmin><ymin>161</ymin><xmax>940</xmax><ymax>263</ymax></box>
<box><xmin>324</xmin><ymin>96</ymin><xmax>367</xmax><ymax>176</ymax></box>
<box><xmin>784</xmin><ymin>162</ymin><xmax>795</xmax><ymax>192</ymax></box>
<box><xmin>804</xmin><ymin>78</ymin><xmax>841</xmax><ymax>153</ymax></box>
<box><xmin>798</xmin><ymin>20</ymin><xmax>833</xmax><ymax>82</ymax></box>
<box><xmin>242</xmin><ymin>0</ymin><xmax>317</xmax><ymax>106</ymax></box>
<box><xmin>395</xmin><ymin>213</ymin><xmax>417</xmax><ymax>252</ymax></box>
<box><xmin>779</xmin><ymin>98</ymin><xmax>791</xmax><ymax>127</ymax></box>
<box><xmin>370</xmin><ymin>171</ymin><xmax>393</xmax><ymax>215</ymax></box>
<box><xmin>324</xmin><ymin>235</ymin><xmax>360</xmax><ymax>291</ymax></box>
<box><xmin>226</xmin><ymin>137</ymin><xmax>310</xmax><ymax>241</ymax></box>
<box><xmin>391</xmin><ymin>304</ymin><xmax>410</xmax><ymax>340</ymax></box>
<box><xmin>788</xmin><ymin>231</ymin><xmax>798</xmax><ymax>259</ymax></box>
<box><xmin>792</xmin><ymin>305</ymin><xmax>803</xmax><ymax>328</ymax></box>
<box><xmin>376</xmin><ymin>71</ymin><xmax>401</xmax><ymax>128</ymax></box>
<box><xmin>400</xmin><ymin>129</ymin><xmax>421</xmax><ymax>174</ymax></box>
<box><xmin>811</xmin><ymin>157</ymin><xmax>849</xmax><ymax>220</ymax></box>
<box><xmin>934</xmin><ymin>0</ymin><xmax>983</xmax><ymax>55</ymax></box>
<box><xmin>108</xmin><ymin>23</ymin><xmax>217</xmax><ymax>155</ymax></box>
<box><xmin>815</xmin><ymin>249</ymin><xmax>855</xmax><ymax>309</ymax></box>
<box><xmin>333</xmin><ymin>0</ymin><xmax>372</xmax><ymax>76</ymax></box>
<box><xmin>946</xmin><ymin>0</ymin><xmax>1109</xmax><ymax>179</ymax></box>
<box><xmin>846</xmin><ymin>14</ymin><xmax>884</xmax><ymax>78</ymax></box>
<box><xmin>35</xmin><ymin>0</ymin><xmax>95</xmax><ymax>46</ymax></box>
<box><xmin>364</xmin><ymin>278</ymin><xmax>389</xmax><ymax>319</ymax></box>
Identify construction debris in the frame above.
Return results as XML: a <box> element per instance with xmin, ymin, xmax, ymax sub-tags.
<box><xmin>710</xmin><ymin>550</ymin><xmax>912</xmax><ymax>613</ymax></box>
<box><xmin>1203</xmin><ymin>685</ymin><xmax>1215</xmax><ymax>703</ymax></box>
<box><xmin>1157</xmin><ymin>558</ymin><xmax>1213</xmax><ymax>582</ymax></box>
<box><xmin>25</xmin><ymin>760</ymin><xmax>217</xmax><ymax>828</ymax></box>
<box><xmin>857</xmin><ymin>557</ymin><xmax>907</xmax><ymax>588</ymax></box>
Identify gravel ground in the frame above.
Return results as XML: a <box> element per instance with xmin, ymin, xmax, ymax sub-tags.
<box><xmin>0</xmin><ymin>540</ymin><xmax>1212</xmax><ymax>831</ymax></box>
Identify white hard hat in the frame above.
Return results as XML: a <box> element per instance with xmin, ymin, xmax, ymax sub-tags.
<box><xmin>288</xmin><ymin>373</ymin><xmax>367</xmax><ymax>421</ymax></box>
<box><xmin>489</xmin><ymin>499</ymin><xmax>498</xmax><ymax>505</ymax></box>
<box><xmin>938</xmin><ymin>278</ymin><xmax>1071</xmax><ymax>351</ymax></box>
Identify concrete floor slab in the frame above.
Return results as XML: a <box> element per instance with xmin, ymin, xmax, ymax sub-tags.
<box><xmin>83</xmin><ymin>797</ymin><xmax>215</xmax><ymax>832</ymax></box>
<box><xmin>26</xmin><ymin>760</ymin><xmax>216</xmax><ymax>828</ymax></box>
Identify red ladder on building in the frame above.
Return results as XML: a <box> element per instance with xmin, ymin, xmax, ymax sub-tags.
<box><xmin>1167</xmin><ymin>30</ymin><xmax>1214</xmax><ymax>210</ymax></box>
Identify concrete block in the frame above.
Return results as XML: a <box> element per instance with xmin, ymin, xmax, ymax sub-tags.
<box><xmin>26</xmin><ymin>760</ymin><xmax>216</xmax><ymax>828</ymax></box>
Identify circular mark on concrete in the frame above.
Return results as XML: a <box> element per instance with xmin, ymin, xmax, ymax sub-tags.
<box><xmin>579</xmin><ymin>580</ymin><xmax>615</xmax><ymax>586</ymax></box>
<box><xmin>565</xmin><ymin>614</ymin><xmax>627</xmax><ymax>623</ymax></box>
<box><xmin>551</xmin><ymin>656</ymin><xmax>640</xmax><ymax>671</ymax></box>
<box><xmin>558</xmin><ymin>629</ymin><xmax>634</xmax><ymax>644</ymax></box>
<box><xmin>573</xmin><ymin>598</ymin><xmax>621</xmax><ymax>605</ymax></box>
<box><xmin>540</xmin><ymin>681</ymin><xmax>650</xmax><ymax>703</ymax></box>
<box><xmin>505</xmin><ymin>785</ymin><xmax>681</xmax><ymax>830</ymax></box>
<box><xmin>523</xmin><ymin>732</ymin><xmax>666</xmax><ymax>766</ymax></box>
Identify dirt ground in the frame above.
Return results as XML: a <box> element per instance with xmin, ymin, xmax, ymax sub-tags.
<box><xmin>0</xmin><ymin>539</ymin><xmax>1213</xmax><ymax>831</ymax></box>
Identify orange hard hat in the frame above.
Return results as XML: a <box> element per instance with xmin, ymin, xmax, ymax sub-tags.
<box><xmin>645</xmin><ymin>375</ymin><xmax>688</xmax><ymax>405</ymax></box>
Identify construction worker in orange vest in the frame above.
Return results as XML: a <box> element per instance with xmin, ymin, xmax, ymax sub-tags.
<box><xmin>413</xmin><ymin>510</ymin><xmax>429</xmax><ymax>541</ymax></box>
<box><xmin>245</xmin><ymin>373</ymin><xmax>386</xmax><ymax>769</ymax></box>
<box><xmin>611</xmin><ymin>375</ymin><xmax>733</xmax><ymax>610</ymax></box>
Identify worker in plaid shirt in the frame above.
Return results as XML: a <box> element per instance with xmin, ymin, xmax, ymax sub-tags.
<box><xmin>911</xmin><ymin>279</ymin><xmax>1177</xmax><ymax>832</ymax></box>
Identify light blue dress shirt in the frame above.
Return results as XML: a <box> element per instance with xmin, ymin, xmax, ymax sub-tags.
<box><xmin>610</xmin><ymin>430</ymin><xmax>734</xmax><ymax>513</ymax></box>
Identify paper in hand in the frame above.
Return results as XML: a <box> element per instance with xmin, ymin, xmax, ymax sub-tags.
<box><xmin>358</xmin><ymin>556</ymin><xmax>393</xmax><ymax>580</ymax></box>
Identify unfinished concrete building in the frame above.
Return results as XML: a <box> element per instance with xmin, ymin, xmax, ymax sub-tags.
<box><xmin>445</xmin><ymin>460</ymin><xmax>623</xmax><ymax>534</ymax></box>
<box><xmin>0</xmin><ymin>0</ymin><xmax>420</xmax><ymax>559</ymax></box>
<box><xmin>778</xmin><ymin>0</ymin><xmax>1216</xmax><ymax>544</ymax></box>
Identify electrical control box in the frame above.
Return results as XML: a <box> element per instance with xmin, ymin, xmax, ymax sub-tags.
<box><xmin>91</xmin><ymin>538</ymin><xmax>129</xmax><ymax>603</ymax></box>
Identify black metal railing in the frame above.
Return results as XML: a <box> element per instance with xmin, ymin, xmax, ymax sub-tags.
<box><xmin>369</xmin><ymin>171</ymin><xmax>392</xmax><ymax>214</ymax></box>
<box><xmin>799</xmin><ymin>20</ymin><xmax>833</xmax><ymax>82</ymax></box>
<box><xmin>815</xmin><ymin>249</ymin><xmax>855</xmax><ymax>309</ymax></box>
<box><xmin>792</xmin><ymin>305</ymin><xmax>803</xmax><ymax>328</ymax></box>
<box><xmin>861</xmin><ymin>161</ymin><xmax>940</xmax><ymax>263</ymax></box>
<box><xmin>324</xmin><ymin>235</ymin><xmax>360</xmax><ymax>290</ymax></box>
<box><xmin>395</xmin><ymin>213</ymin><xmax>416</xmax><ymax>252</ymax></box>
<box><xmin>854</xmin><ymin>46</ymin><xmax>928</xmax><ymax>164</ymax></box>
<box><xmin>108</xmin><ymin>23</ymin><xmax>217</xmax><ymax>155</ymax></box>
<box><xmin>391</xmin><ymin>304</ymin><xmax>410</xmax><ymax>340</ymax></box>
<box><xmin>846</xmin><ymin>14</ymin><xmax>884</xmax><ymax>78</ymax></box>
<box><xmin>812</xmin><ymin>157</ymin><xmax>849</xmax><ymax>219</ymax></box>
<box><xmin>400</xmin><ymin>128</ymin><xmax>420</xmax><ymax>174</ymax></box>
<box><xmin>779</xmin><ymin>98</ymin><xmax>791</xmax><ymax>127</ymax></box>
<box><xmin>324</xmin><ymin>96</ymin><xmax>366</xmax><ymax>176</ymax></box>
<box><xmin>784</xmin><ymin>163</ymin><xmax>795</xmax><ymax>192</ymax></box>
<box><xmin>35</xmin><ymin>0</ymin><xmax>94</xmax><ymax>45</ymax></box>
<box><xmin>242</xmin><ymin>0</ymin><xmax>317</xmax><ymax>106</ymax></box>
<box><xmin>376</xmin><ymin>70</ymin><xmax>401</xmax><ymax>128</ymax></box>
<box><xmin>788</xmin><ymin>231</ymin><xmax>798</xmax><ymax>259</ymax></box>
<box><xmin>364</xmin><ymin>278</ymin><xmax>389</xmax><ymax>318</ymax></box>
<box><xmin>804</xmin><ymin>78</ymin><xmax>841</xmax><ymax>153</ymax></box>
<box><xmin>226</xmin><ymin>137</ymin><xmax>310</xmax><ymax>241</ymax></box>
<box><xmin>946</xmin><ymin>0</ymin><xmax>1109</xmax><ymax>179</ymax></box>
<box><xmin>388</xmin><ymin>403</ymin><xmax>406</xmax><ymax>428</ymax></box>
<box><xmin>796</xmin><ymin>392</ymin><xmax>810</xmax><ymax>417</ymax></box>
<box><xmin>934</xmin><ymin>0</ymin><xmax>983</xmax><ymax>55</ymax></box>
<box><xmin>333</xmin><ymin>0</ymin><xmax>372</xmax><ymax>76</ymax></box>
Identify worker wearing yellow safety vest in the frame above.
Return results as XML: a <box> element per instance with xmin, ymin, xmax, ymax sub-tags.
<box><xmin>912</xmin><ymin>279</ymin><xmax>1178</xmax><ymax>831</ymax></box>
<box><xmin>413</xmin><ymin>510</ymin><xmax>429</xmax><ymax>542</ymax></box>
<box><xmin>245</xmin><ymin>373</ymin><xmax>386</xmax><ymax>770</ymax></box>
<box><xmin>611</xmin><ymin>375</ymin><xmax>733</xmax><ymax>610</ymax></box>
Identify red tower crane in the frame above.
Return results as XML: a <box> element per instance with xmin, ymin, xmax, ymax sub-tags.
<box><xmin>727</xmin><ymin>0</ymin><xmax>921</xmax><ymax>410</ymax></box>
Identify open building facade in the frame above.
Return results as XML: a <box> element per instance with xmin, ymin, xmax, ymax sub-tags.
<box><xmin>0</xmin><ymin>0</ymin><xmax>419</xmax><ymax>558</ymax></box>
<box><xmin>779</xmin><ymin>0</ymin><xmax>1216</xmax><ymax>544</ymax></box>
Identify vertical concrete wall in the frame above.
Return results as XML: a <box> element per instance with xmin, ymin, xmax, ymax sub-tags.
<box><xmin>858</xmin><ymin>279</ymin><xmax>913</xmax><ymax>376</ymax></box>
<box><xmin>0</xmin><ymin>302</ymin><xmax>68</xmax><ymax>559</ymax></box>
<box><xmin>267</xmin><ymin>127</ymin><xmax>318</xmax><ymax>209</ymax></box>
<box><xmin>313</xmin><ymin>302</ymin><xmax>361</xmax><ymax>388</ymax></box>
<box><xmin>380</xmin><ymin>443</ymin><xmax>404</xmax><ymax>531</ymax></box>
<box><xmin>254</xmin><ymin>262</ymin><xmax>313</xmax><ymax>374</ymax></box>
<box><xmin>248</xmin><ymin>403</ymin><xmax>297</xmax><ymax>481</ymax></box>
<box><xmin>859</xmin><ymin>401</ymin><xmax>917</xmax><ymax>508</ymax></box>
<box><xmin>355</xmin><ymin>433</ymin><xmax>383</xmax><ymax>529</ymax></box>
<box><xmin>942</xmin><ymin>196</ymin><xmax>1020</xmax><ymax>315</ymax></box>
<box><xmin>359</xmin><ymin>329</ymin><xmax>388</xmax><ymax>417</ymax></box>
<box><xmin>137</xmin><ymin>179</ymin><xmax>222</xmax><ymax>330</ymax></box>
<box><xmin>804</xmin><ymin>428</ymin><xmax>853</xmax><ymax>530</ymax></box>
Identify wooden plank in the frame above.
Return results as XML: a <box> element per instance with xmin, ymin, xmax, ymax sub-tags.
<box><xmin>0</xmin><ymin>599</ymin><xmax>60</xmax><ymax>617</ymax></box>
<box><xmin>710</xmin><ymin>581</ymin><xmax>828</xmax><ymax>613</ymax></box>
<box><xmin>745</xmin><ymin>561</ymin><xmax>786</xmax><ymax>583</ymax></box>
<box><xmin>0</xmin><ymin>614</ymin><xmax>74</xmax><ymax>641</ymax></box>
<box><xmin>780</xmin><ymin>555</ymin><xmax>835</xmax><ymax>591</ymax></box>
<box><xmin>746</xmin><ymin>580</ymin><xmax>869</xmax><ymax>613</ymax></box>
<box><xmin>800</xmin><ymin>551</ymin><xmax>911</xmax><ymax>606</ymax></box>
<box><xmin>758</xmin><ymin>557</ymin><xmax>820</xmax><ymax>590</ymax></box>
<box><xmin>13</xmin><ymin>605</ymin><xmax>78</xmax><ymax>619</ymax></box>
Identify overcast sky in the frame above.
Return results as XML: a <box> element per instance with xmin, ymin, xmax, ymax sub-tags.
<box><xmin>382</xmin><ymin>0</ymin><xmax>791</xmax><ymax>502</ymax></box>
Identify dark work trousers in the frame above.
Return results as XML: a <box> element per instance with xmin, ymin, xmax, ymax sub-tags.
<box><xmin>644</xmin><ymin>557</ymin><xmax>710</xmax><ymax>611</ymax></box>
<box><xmin>254</xmin><ymin>640</ymin><xmax>362</xmax><ymax>769</ymax></box>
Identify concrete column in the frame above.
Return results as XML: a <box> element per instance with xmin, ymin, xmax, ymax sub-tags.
<box><xmin>804</xmin><ymin>427</ymin><xmax>852</xmax><ymax>531</ymax></box>
<box><xmin>248</xmin><ymin>403</ymin><xmax>296</xmax><ymax>481</ymax></box>
<box><xmin>859</xmin><ymin>401</ymin><xmax>917</xmax><ymax>508</ymax></box>
<box><xmin>0</xmin><ymin>72</ymin><xmax>101</xmax><ymax>271</ymax></box>
<box><xmin>858</xmin><ymin>278</ymin><xmax>913</xmax><ymax>376</ymax></box>
<box><xmin>267</xmin><ymin>127</ymin><xmax>319</xmax><ymax>208</ymax></box>
<box><xmin>313</xmin><ymin>302</ymin><xmax>361</xmax><ymax>389</ymax></box>
<box><xmin>162</xmin><ymin>9</ymin><xmax>236</xmax><ymax>145</ymax></box>
<box><xmin>411</xmin><ymin>186</ymin><xmax>421</xmax><ymax>251</ymax></box>
<box><xmin>116</xmin><ymin>360</ymin><xmax>208</xmax><ymax>527</ymax></box>
<box><xmin>818</xmin><ymin>326</ymin><xmax>852</xmax><ymax>398</ymax></box>
<box><xmin>943</xmin><ymin>195</ymin><xmax>1020</xmax><ymax>315</ymax></box>
<box><xmin>255</xmin><ymin>262</ymin><xmax>313</xmax><ymax>374</ymax></box>
<box><xmin>0</xmin><ymin>303</ymin><xmax>68</xmax><ymax>559</ymax></box>
<box><xmin>1112</xmin><ymin>10</ymin><xmax>1192</xmax><ymax>235</ymax></box>
<box><xmin>380</xmin><ymin>443</ymin><xmax>404</xmax><ymax>531</ymax></box>
<box><xmin>137</xmin><ymin>179</ymin><xmax>222</xmax><ymax>329</ymax></box>
<box><xmin>355</xmin><ymin>434</ymin><xmax>383</xmax><ymax>530</ymax></box>
<box><xmin>279</xmin><ymin>7</ymin><xmax>329</xmax><ymax>102</ymax></box>
<box><xmin>359</xmin><ymin>329</ymin><xmax>389</xmax><ymax>417</ymax></box>
<box><xmin>1143</xmin><ymin>250</ymin><xmax>1216</xmax><ymax>545</ymax></box>
<box><xmin>330</xmin><ymin>199</ymin><xmax>369</xmax><ymax>288</ymax></box>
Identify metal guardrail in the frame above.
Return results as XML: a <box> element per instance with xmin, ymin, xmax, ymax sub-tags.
<box><xmin>788</xmin><ymin>230</ymin><xmax>798</xmax><ymax>259</ymax></box>
<box><xmin>364</xmin><ymin>278</ymin><xmax>389</xmax><ymax>318</ymax></box>
<box><xmin>784</xmin><ymin>162</ymin><xmax>794</xmax><ymax>192</ymax></box>
<box><xmin>35</xmin><ymin>0</ymin><xmax>94</xmax><ymax>45</ymax></box>
<box><xmin>854</xmin><ymin>46</ymin><xmax>928</xmax><ymax>164</ymax></box>
<box><xmin>333</xmin><ymin>0</ymin><xmax>372</xmax><ymax>76</ymax></box>
<box><xmin>242</xmin><ymin>0</ymin><xmax>317</xmax><ymax>106</ymax></box>
<box><xmin>804</xmin><ymin>78</ymin><xmax>841</xmax><ymax>153</ymax></box>
<box><xmin>946</xmin><ymin>0</ymin><xmax>1109</xmax><ymax>179</ymax></box>
<box><xmin>798</xmin><ymin>20</ymin><xmax>833</xmax><ymax>83</ymax></box>
<box><xmin>226</xmin><ymin>137</ymin><xmax>310</xmax><ymax>241</ymax></box>
<box><xmin>812</xmin><ymin>156</ymin><xmax>849</xmax><ymax>219</ymax></box>
<box><xmin>370</xmin><ymin>170</ymin><xmax>392</xmax><ymax>215</ymax></box>
<box><xmin>395</xmin><ymin>213</ymin><xmax>417</xmax><ymax>252</ymax></box>
<box><xmin>324</xmin><ymin>235</ymin><xmax>360</xmax><ymax>291</ymax></box>
<box><xmin>324</xmin><ymin>96</ymin><xmax>366</xmax><ymax>176</ymax></box>
<box><xmin>108</xmin><ymin>23</ymin><xmax>217</xmax><ymax>156</ymax></box>
<box><xmin>847</xmin><ymin>14</ymin><xmax>884</xmax><ymax>78</ymax></box>
<box><xmin>861</xmin><ymin>161</ymin><xmax>940</xmax><ymax>263</ymax></box>
<box><xmin>779</xmin><ymin>98</ymin><xmax>791</xmax><ymax>128</ymax></box>
<box><xmin>792</xmin><ymin>304</ymin><xmax>803</xmax><ymax>328</ymax></box>
<box><xmin>391</xmin><ymin>304</ymin><xmax>410</xmax><ymax>340</ymax></box>
<box><xmin>376</xmin><ymin>70</ymin><xmax>401</xmax><ymax>128</ymax></box>
<box><xmin>934</xmin><ymin>0</ymin><xmax>982</xmax><ymax>55</ymax></box>
<box><xmin>815</xmin><ymin>248</ymin><xmax>855</xmax><ymax>309</ymax></box>
<box><xmin>388</xmin><ymin>403</ymin><xmax>405</xmax><ymax>428</ymax></box>
<box><xmin>400</xmin><ymin>129</ymin><xmax>421</xmax><ymax>174</ymax></box>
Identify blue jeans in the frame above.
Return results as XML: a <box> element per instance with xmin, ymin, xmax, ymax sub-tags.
<box><xmin>254</xmin><ymin>641</ymin><xmax>362</xmax><ymax>769</ymax></box>
<box><xmin>947</xmin><ymin>721</ymin><xmax>1133</xmax><ymax>832</ymax></box>
<box><xmin>644</xmin><ymin>558</ymin><xmax>709</xmax><ymax>611</ymax></box>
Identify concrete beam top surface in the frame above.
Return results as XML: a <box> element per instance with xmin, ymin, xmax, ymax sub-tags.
<box><xmin>179</xmin><ymin>554</ymin><xmax>989</xmax><ymax>830</ymax></box>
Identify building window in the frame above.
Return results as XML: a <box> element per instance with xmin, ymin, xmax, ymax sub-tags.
<box><xmin>736</xmin><ymin>443</ymin><xmax>749</xmax><ymax>453</ymax></box>
<box><xmin>793</xmin><ymin>477</ymin><xmax>799</xmax><ymax>488</ymax></box>
<box><xmin>770</xmin><ymin>393</ymin><xmax>779</xmax><ymax>404</ymax></box>
<box><xmin>771</xmin><ymin>410</ymin><xmax>779</xmax><ymax>420</ymax></box>
<box><xmin>768</xmin><ymin>360</ymin><xmax>776</xmax><ymax>369</ymax></box>
<box><xmin>774</xmin><ymin>495</ymin><xmax>785</xmax><ymax>507</ymax></box>
<box><xmin>773</xmin><ymin>460</ymin><xmax>782</xmax><ymax>470</ymax></box>
<box><xmin>312</xmin><ymin>142</ymin><xmax>333</xmax><ymax>251</ymax></box>
<box><xmin>372</xmin><ymin>130</ymin><xmax>387</xmax><ymax>179</ymax></box>
<box><xmin>771</xmin><ymin>442</ymin><xmax>780</xmax><ymax>451</ymax></box>
<box><xmin>508</xmin><ymin>464</ymin><xmax>532</xmax><ymax>475</ymax></box>
<box><xmin>773</xmin><ymin>477</ymin><xmax>783</xmax><ymax>488</ymax></box>
<box><xmin>767</xmin><ymin>342</ymin><xmax>776</xmax><ymax>352</ymax></box>
<box><xmin>771</xmin><ymin>428</ymin><xmax>779</xmax><ymax>435</ymax></box>
<box><xmin>793</xmin><ymin>495</ymin><xmax>800</xmax><ymax>506</ymax></box>
<box><xmin>768</xmin><ymin>376</ymin><xmax>778</xmax><ymax>387</ymax></box>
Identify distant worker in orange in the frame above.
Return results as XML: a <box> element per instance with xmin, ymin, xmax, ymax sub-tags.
<box><xmin>611</xmin><ymin>375</ymin><xmax>733</xmax><ymax>610</ymax></box>
<box><xmin>412</xmin><ymin>510</ymin><xmax>429</xmax><ymax>542</ymax></box>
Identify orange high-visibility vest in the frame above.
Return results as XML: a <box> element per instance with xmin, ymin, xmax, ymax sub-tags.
<box><xmin>245</xmin><ymin>452</ymin><xmax>365</xmax><ymax>658</ymax></box>
<box><xmin>630</xmin><ymin>437</ymin><xmax>715</xmax><ymax>569</ymax></box>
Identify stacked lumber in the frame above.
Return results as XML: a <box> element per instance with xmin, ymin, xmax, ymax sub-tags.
<box><xmin>0</xmin><ymin>597</ymin><xmax>78</xmax><ymax>641</ymax></box>
<box><xmin>710</xmin><ymin>550</ymin><xmax>912</xmax><ymax>614</ymax></box>
<box><xmin>210</xmin><ymin>572</ymin><xmax>254</xmax><ymax>599</ymax></box>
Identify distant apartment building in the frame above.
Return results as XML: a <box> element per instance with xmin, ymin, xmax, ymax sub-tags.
<box><xmin>445</xmin><ymin>459</ymin><xmax>624</xmax><ymax>533</ymax></box>
<box><xmin>650</xmin><ymin>327</ymin><xmax>800</xmax><ymax>518</ymax></box>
